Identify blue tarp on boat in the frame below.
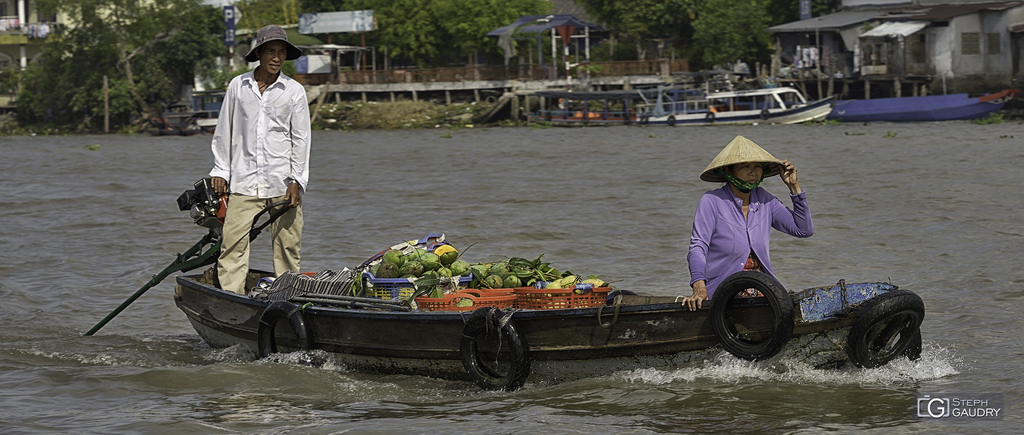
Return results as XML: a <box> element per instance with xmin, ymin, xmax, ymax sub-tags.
<box><xmin>827</xmin><ymin>90</ymin><xmax>1018</xmax><ymax>122</ymax></box>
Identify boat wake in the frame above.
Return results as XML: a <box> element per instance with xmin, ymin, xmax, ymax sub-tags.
<box><xmin>617</xmin><ymin>340</ymin><xmax>960</xmax><ymax>387</ymax></box>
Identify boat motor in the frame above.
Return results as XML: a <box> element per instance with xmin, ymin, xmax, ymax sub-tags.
<box><xmin>176</xmin><ymin>177</ymin><xmax>226</xmax><ymax>229</ymax></box>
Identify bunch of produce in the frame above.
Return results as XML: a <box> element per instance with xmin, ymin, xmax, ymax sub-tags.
<box><xmin>370</xmin><ymin>244</ymin><xmax>467</xmax><ymax>280</ymax></box>
<box><xmin>468</xmin><ymin>254</ymin><xmax>608</xmax><ymax>291</ymax></box>
<box><xmin>355</xmin><ymin>235</ymin><xmax>613</xmax><ymax>309</ymax></box>
<box><xmin>362</xmin><ymin>242</ymin><xmax>471</xmax><ymax>298</ymax></box>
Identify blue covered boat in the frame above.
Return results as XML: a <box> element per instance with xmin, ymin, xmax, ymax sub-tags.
<box><xmin>827</xmin><ymin>88</ymin><xmax>1018</xmax><ymax>122</ymax></box>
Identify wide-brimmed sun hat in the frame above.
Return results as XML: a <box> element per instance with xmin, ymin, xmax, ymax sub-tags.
<box><xmin>700</xmin><ymin>135</ymin><xmax>782</xmax><ymax>182</ymax></box>
<box><xmin>245</xmin><ymin>25</ymin><xmax>303</xmax><ymax>62</ymax></box>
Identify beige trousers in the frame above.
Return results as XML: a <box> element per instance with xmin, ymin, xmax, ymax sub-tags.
<box><xmin>216</xmin><ymin>193</ymin><xmax>303</xmax><ymax>294</ymax></box>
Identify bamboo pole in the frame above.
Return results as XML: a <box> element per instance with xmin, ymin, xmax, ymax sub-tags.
<box><xmin>103</xmin><ymin>75</ymin><xmax>109</xmax><ymax>133</ymax></box>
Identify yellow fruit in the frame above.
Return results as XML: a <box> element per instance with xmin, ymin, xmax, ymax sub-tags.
<box><xmin>433</xmin><ymin>245</ymin><xmax>457</xmax><ymax>256</ymax></box>
<box><xmin>439</xmin><ymin>251</ymin><xmax>458</xmax><ymax>266</ymax></box>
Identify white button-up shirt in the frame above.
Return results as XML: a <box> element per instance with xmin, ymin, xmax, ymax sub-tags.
<box><xmin>210</xmin><ymin>71</ymin><xmax>311</xmax><ymax>199</ymax></box>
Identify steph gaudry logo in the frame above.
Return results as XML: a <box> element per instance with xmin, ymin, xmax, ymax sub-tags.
<box><xmin>917</xmin><ymin>393</ymin><xmax>1004</xmax><ymax>420</ymax></box>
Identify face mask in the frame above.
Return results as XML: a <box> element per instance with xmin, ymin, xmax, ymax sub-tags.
<box><xmin>718</xmin><ymin>168</ymin><xmax>763</xmax><ymax>193</ymax></box>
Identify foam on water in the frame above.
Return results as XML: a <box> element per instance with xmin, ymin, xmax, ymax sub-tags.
<box><xmin>618</xmin><ymin>341</ymin><xmax>960</xmax><ymax>387</ymax></box>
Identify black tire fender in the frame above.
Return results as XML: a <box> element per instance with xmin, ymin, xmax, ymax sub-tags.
<box><xmin>640</xmin><ymin>113</ymin><xmax>650</xmax><ymax>125</ymax></box>
<box><xmin>760</xmin><ymin>108</ymin><xmax>770</xmax><ymax>120</ymax></box>
<box><xmin>460</xmin><ymin>307</ymin><xmax>531</xmax><ymax>391</ymax></box>
<box><xmin>710</xmin><ymin>271</ymin><xmax>794</xmax><ymax>360</ymax></box>
<box><xmin>705</xmin><ymin>111</ymin><xmax>715</xmax><ymax>123</ymax></box>
<box><xmin>666</xmin><ymin>115</ymin><xmax>676</xmax><ymax>126</ymax></box>
<box><xmin>902</xmin><ymin>328</ymin><xmax>922</xmax><ymax>361</ymax></box>
<box><xmin>257</xmin><ymin>301</ymin><xmax>313</xmax><ymax>357</ymax></box>
<box><xmin>845</xmin><ymin>290</ymin><xmax>925</xmax><ymax>368</ymax></box>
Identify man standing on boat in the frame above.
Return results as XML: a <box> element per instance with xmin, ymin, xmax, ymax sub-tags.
<box><xmin>209</xmin><ymin>25</ymin><xmax>311</xmax><ymax>295</ymax></box>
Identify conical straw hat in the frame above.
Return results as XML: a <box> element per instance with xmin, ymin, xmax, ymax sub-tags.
<box><xmin>700</xmin><ymin>135</ymin><xmax>782</xmax><ymax>182</ymax></box>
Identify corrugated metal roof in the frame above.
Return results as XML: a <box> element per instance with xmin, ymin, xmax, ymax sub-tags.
<box><xmin>487</xmin><ymin>14</ymin><xmax>603</xmax><ymax>37</ymax></box>
<box><xmin>860</xmin><ymin>21</ymin><xmax>928</xmax><ymax>37</ymax></box>
<box><xmin>768</xmin><ymin>2</ymin><xmax>1024</xmax><ymax>33</ymax></box>
<box><xmin>767</xmin><ymin>10</ymin><xmax>887</xmax><ymax>32</ymax></box>
<box><xmin>880</xmin><ymin>1</ymin><xmax>1024</xmax><ymax>21</ymax></box>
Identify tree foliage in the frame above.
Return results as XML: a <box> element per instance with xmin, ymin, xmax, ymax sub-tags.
<box><xmin>17</xmin><ymin>0</ymin><xmax>224</xmax><ymax>132</ymax></box>
<box><xmin>691</xmin><ymin>0</ymin><xmax>773</xmax><ymax>69</ymax></box>
<box><xmin>296</xmin><ymin>0</ymin><xmax>549</xmax><ymax>67</ymax></box>
<box><xmin>765</xmin><ymin>0</ymin><xmax>842</xmax><ymax>25</ymax></box>
<box><xmin>576</xmin><ymin>0</ymin><xmax>697</xmax><ymax>61</ymax></box>
<box><xmin>579</xmin><ymin>0</ymin><xmax>840</xmax><ymax>69</ymax></box>
<box><xmin>237</xmin><ymin>0</ymin><xmax>302</xmax><ymax>31</ymax></box>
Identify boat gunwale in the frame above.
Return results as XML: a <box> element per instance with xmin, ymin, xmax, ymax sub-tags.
<box><xmin>174</xmin><ymin>272</ymin><xmax>859</xmax><ymax>331</ymax></box>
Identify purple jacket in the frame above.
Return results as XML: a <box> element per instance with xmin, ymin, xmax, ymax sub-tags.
<box><xmin>687</xmin><ymin>185</ymin><xmax>813</xmax><ymax>297</ymax></box>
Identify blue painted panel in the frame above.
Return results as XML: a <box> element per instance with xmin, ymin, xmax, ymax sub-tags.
<box><xmin>794</xmin><ymin>281</ymin><xmax>898</xmax><ymax>322</ymax></box>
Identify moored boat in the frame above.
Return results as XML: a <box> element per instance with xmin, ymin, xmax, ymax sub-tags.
<box><xmin>827</xmin><ymin>88</ymin><xmax>1019</xmax><ymax>122</ymax></box>
<box><xmin>147</xmin><ymin>90</ymin><xmax>224</xmax><ymax>136</ymax></box>
<box><xmin>639</xmin><ymin>86</ymin><xmax>835</xmax><ymax>126</ymax></box>
<box><xmin>528</xmin><ymin>89</ymin><xmax>655</xmax><ymax>125</ymax></box>
<box><xmin>529</xmin><ymin>86</ymin><xmax>834</xmax><ymax>127</ymax></box>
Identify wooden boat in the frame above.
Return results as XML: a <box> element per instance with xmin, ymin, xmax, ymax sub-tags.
<box><xmin>147</xmin><ymin>90</ymin><xmax>224</xmax><ymax>136</ymax></box>
<box><xmin>174</xmin><ymin>268</ymin><xmax>924</xmax><ymax>391</ymax></box>
<box><xmin>528</xmin><ymin>89</ymin><xmax>655</xmax><ymax>125</ymax></box>
<box><xmin>827</xmin><ymin>88</ymin><xmax>1019</xmax><ymax>122</ymax></box>
<box><xmin>529</xmin><ymin>86</ymin><xmax>834</xmax><ymax>126</ymax></box>
<box><xmin>87</xmin><ymin>180</ymin><xmax>924</xmax><ymax>391</ymax></box>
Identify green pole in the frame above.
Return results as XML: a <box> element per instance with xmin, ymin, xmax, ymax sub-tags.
<box><xmin>84</xmin><ymin>233</ymin><xmax>220</xmax><ymax>336</ymax></box>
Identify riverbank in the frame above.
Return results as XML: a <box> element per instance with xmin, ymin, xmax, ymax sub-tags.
<box><xmin>311</xmin><ymin>99</ymin><xmax>502</xmax><ymax>130</ymax></box>
<box><xmin>3</xmin><ymin>96</ymin><xmax>1019</xmax><ymax>135</ymax></box>
<box><xmin>0</xmin><ymin>99</ymin><xmax>505</xmax><ymax>136</ymax></box>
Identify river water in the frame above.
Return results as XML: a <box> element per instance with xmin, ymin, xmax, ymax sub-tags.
<box><xmin>1</xmin><ymin>121</ymin><xmax>1021</xmax><ymax>433</ymax></box>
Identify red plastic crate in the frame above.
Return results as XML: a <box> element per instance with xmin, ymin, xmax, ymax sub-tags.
<box><xmin>415</xmin><ymin>289</ymin><xmax>516</xmax><ymax>312</ymax></box>
<box><xmin>513</xmin><ymin>286</ymin><xmax>611</xmax><ymax>310</ymax></box>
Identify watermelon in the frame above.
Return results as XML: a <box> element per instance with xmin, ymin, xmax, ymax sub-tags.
<box><xmin>483</xmin><ymin>275</ymin><xmax>504</xmax><ymax>288</ymax></box>
<box><xmin>439</xmin><ymin>250</ymin><xmax>458</xmax><ymax>266</ymax></box>
<box><xmin>376</xmin><ymin>262</ymin><xmax>400</xmax><ymax>278</ymax></box>
<box><xmin>382</xmin><ymin>249</ymin><xmax>404</xmax><ymax>267</ymax></box>
<box><xmin>504</xmin><ymin>275</ymin><xmax>522</xmax><ymax>288</ymax></box>
<box><xmin>419</xmin><ymin>253</ymin><xmax>441</xmax><ymax>271</ymax></box>
<box><xmin>399</xmin><ymin>260</ymin><xmax>424</xmax><ymax>277</ymax></box>
<box><xmin>449</xmin><ymin>260</ymin><xmax>470</xmax><ymax>277</ymax></box>
<box><xmin>488</xmin><ymin>262</ymin><xmax>510</xmax><ymax>280</ymax></box>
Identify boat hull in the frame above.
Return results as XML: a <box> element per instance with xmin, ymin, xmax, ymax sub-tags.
<box><xmin>828</xmin><ymin>89</ymin><xmax>1019</xmax><ymax>122</ymax></box>
<box><xmin>644</xmin><ymin>96</ymin><xmax>835</xmax><ymax>126</ymax></box>
<box><xmin>529</xmin><ymin>87</ymin><xmax>835</xmax><ymax>127</ymax></box>
<box><xmin>174</xmin><ymin>271</ymin><xmax>912</xmax><ymax>385</ymax></box>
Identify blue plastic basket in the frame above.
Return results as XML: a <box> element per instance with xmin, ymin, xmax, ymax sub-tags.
<box><xmin>361</xmin><ymin>271</ymin><xmax>472</xmax><ymax>300</ymax></box>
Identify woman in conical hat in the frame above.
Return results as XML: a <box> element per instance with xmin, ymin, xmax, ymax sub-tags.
<box><xmin>681</xmin><ymin>135</ymin><xmax>814</xmax><ymax>311</ymax></box>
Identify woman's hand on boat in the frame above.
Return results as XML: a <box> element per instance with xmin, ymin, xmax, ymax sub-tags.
<box><xmin>778</xmin><ymin>159</ymin><xmax>802</xmax><ymax>194</ymax></box>
<box><xmin>682</xmin><ymin>281</ymin><xmax>708</xmax><ymax>311</ymax></box>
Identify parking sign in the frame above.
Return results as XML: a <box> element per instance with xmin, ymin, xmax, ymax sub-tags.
<box><xmin>223</xmin><ymin>6</ymin><xmax>236</xmax><ymax>47</ymax></box>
